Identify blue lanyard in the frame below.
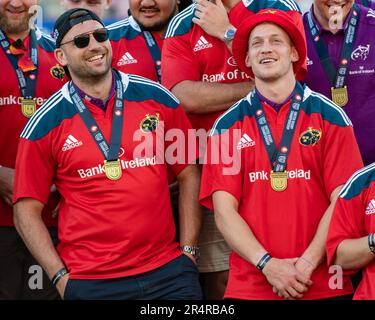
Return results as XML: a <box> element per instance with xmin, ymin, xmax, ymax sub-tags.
<box><xmin>0</xmin><ymin>29</ymin><xmax>38</xmax><ymax>99</ymax></box>
<box><xmin>68</xmin><ymin>70</ymin><xmax>124</xmax><ymax>161</ymax></box>
<box><xmin>361</xmin><ymin>0</ymin><xmax>369</xmax><ymax>7</ymax></box>
<box><xmin>307</xmin><ymin>4</ymin><xmax>360</xmax><ymax>88</ymax></box>
<box><xmin>253</xmin><ymin>82</ymin><xmax>304</xmax><ymax>172</ymax></box>
<box><xmin>142</xmin><ymin>31</ymin><xmax>161</xmax><ymax>83</ymax></box>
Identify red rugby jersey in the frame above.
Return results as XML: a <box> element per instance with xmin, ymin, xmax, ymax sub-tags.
<box><xmin>14</xmin><ymin>73</ymin><xmax>194</xmax><ymax>279</ymax></box>
<box><xmin>0</xmin><ymin>28</ymin><xmax>66</xmax><ymax>227</ymax></box>
<box><xmin>199</xmin><ymin>84</ymin><xmax>363</xmax><ymax>299</ymax></box>
<box><xmin>327</xmin><ymin>163</ymin><xmax>375</xmax><ymax>300</ymax></box>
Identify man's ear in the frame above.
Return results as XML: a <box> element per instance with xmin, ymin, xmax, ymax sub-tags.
<box><xmin>54</xmin><ymin>48</ymin><xmax>68</xmax><ymax>67</ymax></box>
<box><xmin>245</xmin><ymin>52</ymin><xmax>251</xmax><ymax>68</ymax></box>
<box><xmin>106</xmin><ymin>0</ymin><xmax>113</xmax><ymax>9</ymax></box>
<box><xmin>291</xmin><ymin>46</ymin><xmax>299</xmax><ymax>63</ymax></box>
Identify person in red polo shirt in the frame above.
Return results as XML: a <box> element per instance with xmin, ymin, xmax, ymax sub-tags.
<box><xmin>327</xmin><ymin>162</ymin><xmax>375</xmax><ymax>300</ymax></box>
<box><xmin>199</xmin><ymin>6</ymin><xmax>363</xmax><ymax>299</ymax></box>
<box><xmin>162</xmin><ymin>0</ymin><xmax>307</xmax><ymax>300</ymax></box>
<box><xmin>13</xmin><ymin>8</ymin><xmax>202</xmax><ymax>300</ymax></box>
<box><xmin>0</xmin><ymin>0</ymin><xmax>66</xmax><ymax>299</ymax></box>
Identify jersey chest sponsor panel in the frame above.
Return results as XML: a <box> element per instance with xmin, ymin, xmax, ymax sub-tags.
<box><xmin>16</xmin><ymin>75</ymin><xmax>187</xmax><ymax>278</ymax></box>
<box><xmin>200</xmin><ymin>87</ymin><xmax>362</xmax><ymax>299</ymax></box>
<box><xmin>327</xmin><ymin>164</ymin><xmax>375</xmax><ymax>299</ymax></box>
<box><xmin>303</xmin><ymin>6</ymin><xmax>375</xmax><ymax>165</ymax></box>
<box><xmin>0</xmin><ymin>33</ymin><xmax>66</xmax><ymax>227</ymax></box>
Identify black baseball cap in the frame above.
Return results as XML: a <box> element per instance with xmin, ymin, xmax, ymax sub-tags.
<box><xmin>53</xmin><ymin>8</ymin><xmax>104</xmax><ymax>48</ymax></box>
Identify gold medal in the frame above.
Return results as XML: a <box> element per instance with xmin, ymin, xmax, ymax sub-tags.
<box><xmin>104</xmin><ymin>159</ymin><xmax>122</xmax><ymax>181</ymax></box>
<box><xmin>331</xmin><ymin>86</ymin><xmax>348</xmax><ymax>107</ymax></box>
<box><xmin>270</xmin><ymin>171</ymin><xmax>288</xmax><ymax>192</ymax></box>
<box><xmin>21</xmin><ymin>98</ymin><xmax>36</xmax><ymax>118</ymax></box>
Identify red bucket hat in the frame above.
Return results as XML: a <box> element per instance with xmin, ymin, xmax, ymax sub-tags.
<box><xmin>232</xmin><ymin>9</ymin><xmax>307</xmax><ymax>81</ymax></box>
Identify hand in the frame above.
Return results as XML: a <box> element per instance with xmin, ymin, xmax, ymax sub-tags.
<box><xmin>183</xmin><ymin>252</ymin><xmax>197</xmax><ymax>265</ymax></box>
<box><xmin>262</xmin><ymin>258</ymin><xmax>313</xmax><ymax>300</ymax></box>
<box><xmin>192</xmin><ymin>0</ymin><xmax>232</xmax><ymax>41</ymax></box>
<box><xmin>55</xmin><ymin>273</ymin><xmax>69</xmax><ymax>299</ymax></box>
<box><xmin>0</xmin><ymin>166</ymin><xmax>15</xmax><ymax>207</ymax></box>
<box><xmin>294</xmin><ymin>256</ymin><xmax>316</xmax><ymax>282</ymax></box>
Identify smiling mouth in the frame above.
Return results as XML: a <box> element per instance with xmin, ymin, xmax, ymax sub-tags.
<box><xmin>260</xmin><ymin>58</ymin><xmax>277</xmax><ymax>64</ymax></box>
<box><xmin>140</xmin><ymin>8</ymin><xmax>160</xmax><ymax>14</ymax></box>
<box><xmin>6</xmin><ymin>9</ymin><xmax>26</xmax><ymax>14</ymax></box>
<box><xmin>87</xmin><ymin>54</ymin><xmax>104</xmax><ymax>63</ymax></box>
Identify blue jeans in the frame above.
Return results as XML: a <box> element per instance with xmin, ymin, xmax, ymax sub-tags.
<box><xmin>64</xmin><ymin>254</ymin><xmax>203</xmax><ymax>300</ymax></box>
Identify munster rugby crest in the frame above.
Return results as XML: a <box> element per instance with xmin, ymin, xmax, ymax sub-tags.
<box><xmin>140</xmin><ymin>113</ymin><xmax>160</xmax><ymax>133</ymax></box>
<box><xmin>50</xmin><ymin>64</ymin><xmax>65</xmax><ymax>80</ymax></box>
<box><xmin>299</xmin><ymin>127</ymin><xmax>322</xmax><ymax>146</ymax></box>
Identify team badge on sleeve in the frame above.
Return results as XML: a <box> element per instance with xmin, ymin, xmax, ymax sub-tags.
<box><xmin>299</xmin><ymin>127</ymin><xmax>322</xmax><ymax>146</ymax></box>
<box><xmin>140</xmin><ymin>114</ymin><xmax>160</xmax><ymax>133</ymax></box>
<box><xmin>50</xmin><ymin>65</ymin><xmax>66</xmax><ymax>80</ymax></box>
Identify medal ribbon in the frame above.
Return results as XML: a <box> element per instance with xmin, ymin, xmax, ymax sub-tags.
<box><xmin>253</xmin><ymin>82</ymin><xmax>304</xmax><ymax>173</ymax></box>
<box><xmin>0</xmin><ymin>29</ymin><xmax>38</xmax><ymax>99</ymax></box>
<box><xmin>68</xmin><ymin>70</ymin><xmax>124</xmax><ymax>161</ymax></box>
<box><xmin>142</xmin><ymin>31</ymin><xmax>162</xmax><ymax>83</ymax></box>
<box><xmin>361</xmin><ymin>0</ymin><xmax>369</xmax><ymax>7</ymax></box>
<box><xmin>307</xmin><ymin>4</ymin><xmax>360</xmax><ymax>88</ymax></box>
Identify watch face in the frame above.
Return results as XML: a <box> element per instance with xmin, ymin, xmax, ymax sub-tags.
<box><xmin>225</xmin><ymin>28</ymin><xmax>236</xmax><ymax>41</ymax></box>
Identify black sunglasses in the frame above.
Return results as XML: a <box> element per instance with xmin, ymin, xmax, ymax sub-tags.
<box><xmin>60</xmin><ymin>28</ymin><xmax>109</xmax><ymax>49</ymax></box>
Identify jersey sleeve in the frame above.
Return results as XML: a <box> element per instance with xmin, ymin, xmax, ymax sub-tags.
<box><xmin>326</xmin><ymin>193</ymin><xmax>366</xmax><ymax>273</ymax></box>
<box><xmin>322</xmin><ymin>123</ymin><xmax>363</xmax><ymax>197</ymax></box>
<box><xmin>13</xmin><ymin>135</ymin><xmax>56</xmax><ymax>205</ymax></box>
<box><xmin>161</xmin><ymin>33</ymin><xmax>201</xmax><ymax>90</ymax></box>
<box><xmin>164</xmin><ymin>104</ymin><xmax>199</xmax><ymax>177</ymax></box>
<box><xmin>199</xmin><ymin>128</ymin><xmax>243</xmax><ymax>210</ymax></box>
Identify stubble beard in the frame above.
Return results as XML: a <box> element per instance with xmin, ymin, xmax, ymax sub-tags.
<box><xmin>132</xmin><ymin>5</ymin><xmax>178</xmax><ymax>32</ymax></box>
<box><xmin>0</xmin><ymin>11</ymin><xmax>34</xmax><ymax>36</ymax></box>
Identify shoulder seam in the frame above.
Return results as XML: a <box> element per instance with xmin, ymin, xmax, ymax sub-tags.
<box><xmin>340</xmin><ymin>163</ymin><xmax>375</xmax><ymax>198</ymax></box>
<box><xmin>165</xmin><ymin>4</ymin><xmax>195</xmax><ymax>38</ymax></box>
<box><xmin>308</xmin><ymin>92</ymin><xmax>352</xmax><ymax>126</ymax></box>
<box><xmin>107</xmin><ymin>18</ymin><xmax>130</xmax><ymax>30</ymax></box>
<box><xmin>210</xmin><ymin>98</ymin><xmax>246</xmax><ymax>136</ymax></box>
<box><xmin>128</xmin><ymin>75</ymin><xmax>180</xmax><ymax>104</ymax></box>
<box><xmin>21</xmin><ymin>92</ymin><xmax>64</xmax><ymax>139</ymax></box>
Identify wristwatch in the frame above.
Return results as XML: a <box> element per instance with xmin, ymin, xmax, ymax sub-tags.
<box><xmin>368</xmin><ymin>233</ymin><xmax>375</xmax><ymax>254</ymax></box>
<box><xmin>180</xmin><ymin>245</ymin><xmax>200</xmax><ymax>258</ymax></box>
<box><xmin>223</xmin><ymin>26</ymin><xmax>237</xmax><ymax>43</ymax></box>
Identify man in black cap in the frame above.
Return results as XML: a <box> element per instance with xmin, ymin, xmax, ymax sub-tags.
<box><xmin>13</xmin><ymin>8</ymin><xmax>203</xmax><ymax>300</ymax></box>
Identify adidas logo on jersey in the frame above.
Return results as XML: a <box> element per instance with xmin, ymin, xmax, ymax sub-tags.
<box><xmin>193</xmin><ymin>36</ymin><xmax>213</xmax><ymax>52</ymax></box>
<box><xmin>117</xmin><ymin>52</ymin><xmax>138</xmax><ymax>66</ymax></box>
<box><xmin>237</xmin><ymin>134</ymin><xmax>255</xmax><ymax>150</ymax></box>
<box><xmin>365</xmin><ymin>199</ymin><xmax>375</xmax><ymax>215</ymax></box>
<box><xmin>62</xmin><ymin>135</ymin><xmax>83</xmax><ymax>152</ymax></box>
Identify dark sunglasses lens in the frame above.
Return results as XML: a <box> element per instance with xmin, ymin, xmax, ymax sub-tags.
<box><xmin>93</xmin><ymin>29</ymin><xmax>108</xmax><ymax>43</ymax></box>
<box><xmin>74</xmin><ymin>34</ymin><xmax>90</xmax><ymax>48</ymax></box>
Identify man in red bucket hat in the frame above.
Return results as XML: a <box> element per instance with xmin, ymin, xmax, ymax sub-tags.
<box><xmin>199</xmin><ymin>7</ymin><xmax>363</xmax><ymax>300</ymax></box>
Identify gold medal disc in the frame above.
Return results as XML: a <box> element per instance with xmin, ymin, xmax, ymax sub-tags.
<box><xmin>21</xmin><ymin>98</ymin><xmax>36</xmax><ymax>118</ymax></box>
<box><xmin>104</xmin><ymin>159</ymin><xmax>122</xmax><ymax>181</ymax></box>
<box><xmin>270</xmin><ymin>171</ymin><xmax>288</xmax><ymax>192</ymax></box>
<box><xmin>331</xmin><ymin>86</ymin><xmax>348</xmax><ymax>107</ymax></box>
